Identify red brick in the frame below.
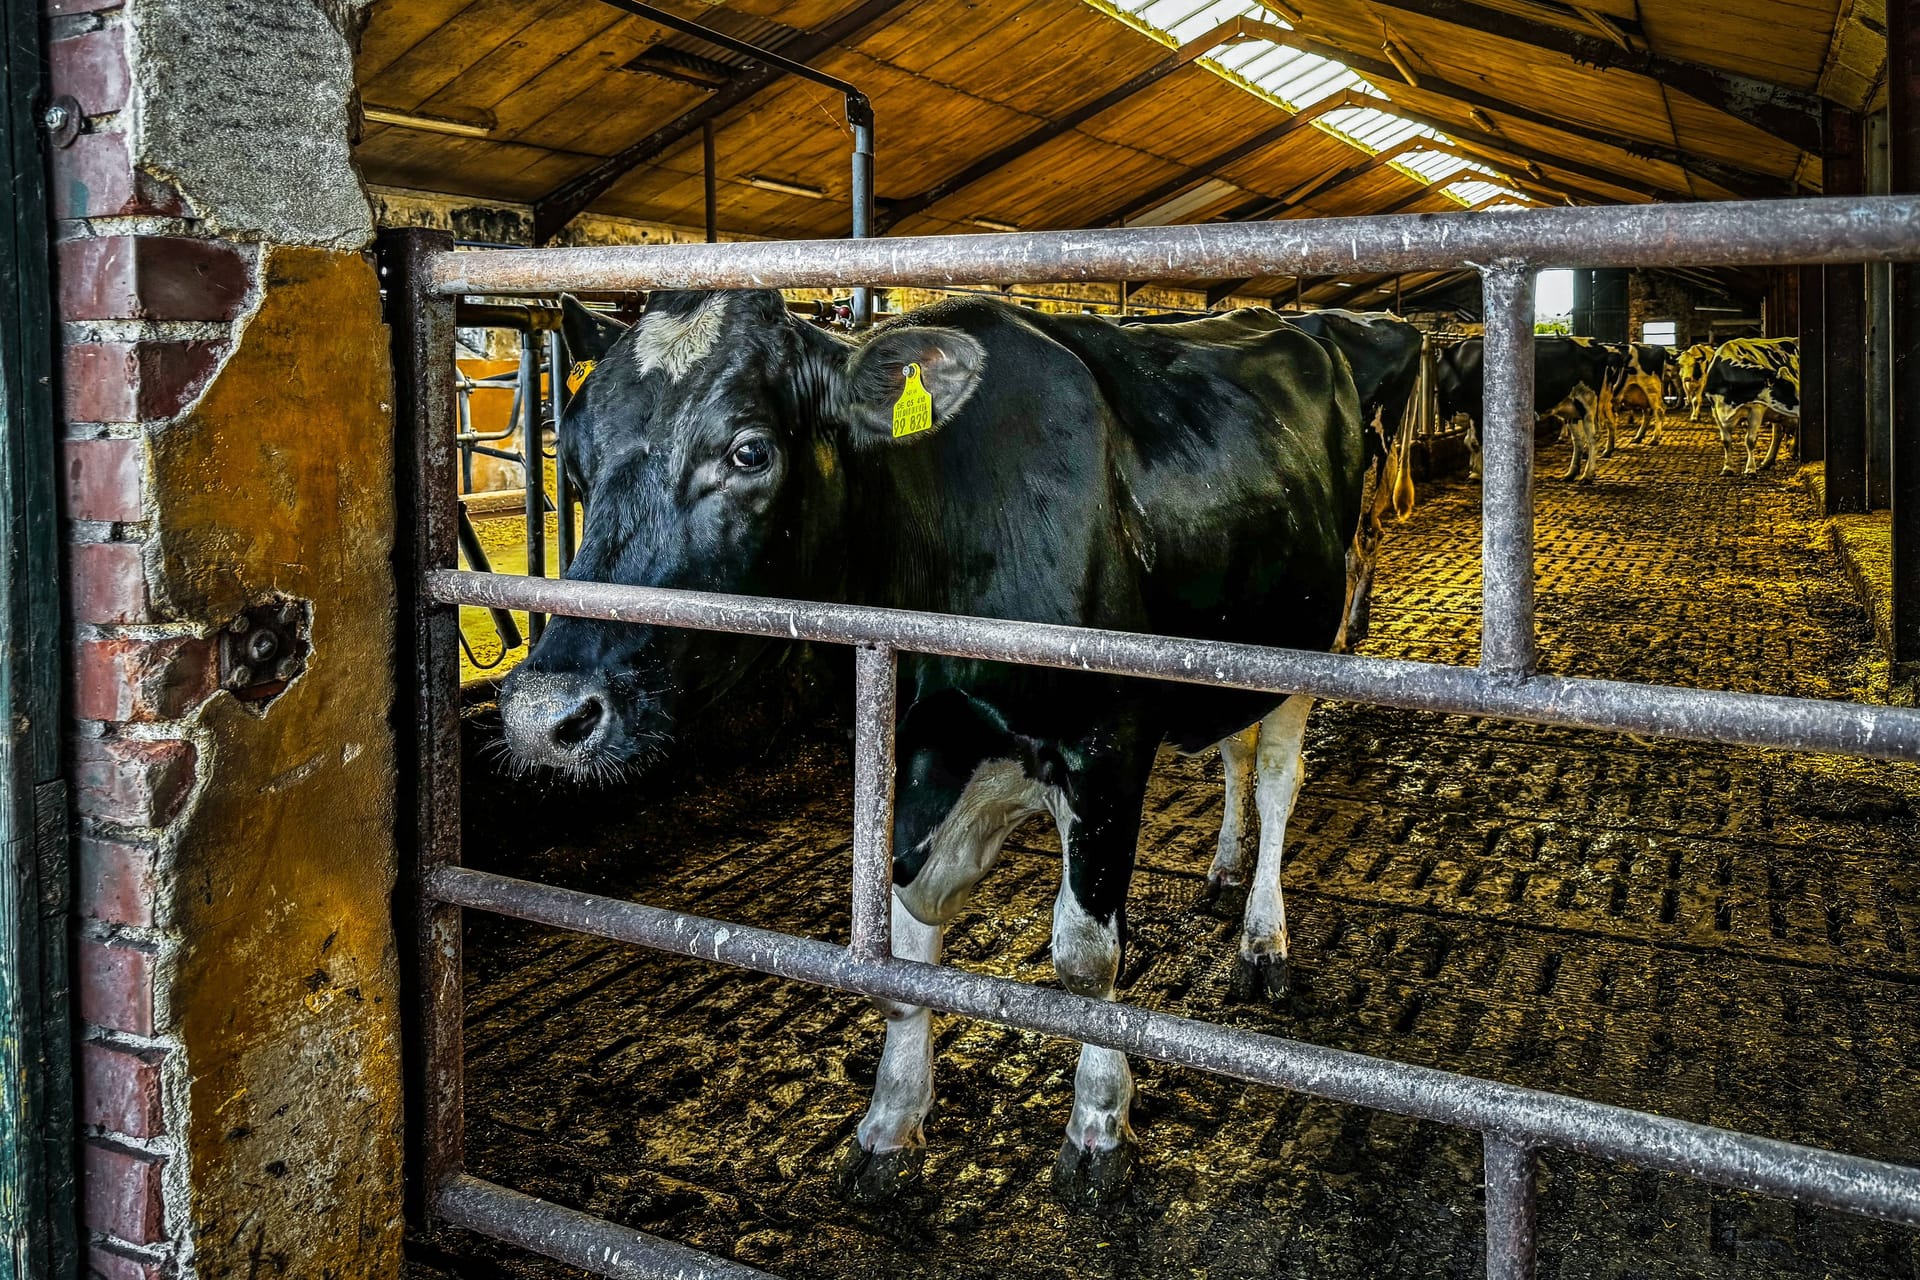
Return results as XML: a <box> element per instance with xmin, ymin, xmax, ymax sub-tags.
<box><xmin>50</xmin><ymin>132</ymin><xmax>185</xmax><ymax>221</ymax></box>
<box><xmin>67</xmin><ymin>542</ymin><xmax>149</xmax><ymax>625</ymax></box>
<box><xmin>81</xmin><ymin>1041</ymin><xmax>165</xmax><ymax>1137</ymax></box>
<box><xmin>63</xmin><ymin>341</ymin><xmax>225</xmax><ymax>424</ymax></box>
<box><xmin>59</xmin><ymin>237</ymin><xmax>252</xmax><ymax>323</ymax></box>
<box><xmin>76</xmin><ymin>938</ymin><xmax>157</xmax><ymax>1037</ymax></box>
<box><xmin>62</xmin><ymin>437</ymin><xmax>143</xmax><ymax>523</ymax></box>
<box><xmin>77</xmin><ymin>837</ymin><xmax>156</xmax><ymax>927</ymax></box>
<box><xmin>86</xmin><ymin>1242</ymin><xmax>163</xmax><ymax>1280</ymax></box>
<box><xmin>83</xmin><ymin>1139</ymin><xmax>165</xmax><ymax>1244</ymax></box>
<box><xmin>48</xmin><ymin>29</ymin><xmax>130</xmax><ymax>117</ymax></box>
<box><xmin>75</xmin><ymin>637</ymin><xmax>217</xmax><ymax>722</ymax></box>
<box><xmin>73</xmin><ymin>736</ymin><xmax>196</xmax><ymax>830</ymax></box>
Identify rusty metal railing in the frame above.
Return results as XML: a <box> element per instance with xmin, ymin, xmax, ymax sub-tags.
<box><xmin>380</xmin><ymin>196</ymin><xmax>1920</xmax><ymax>1280</ymax></box>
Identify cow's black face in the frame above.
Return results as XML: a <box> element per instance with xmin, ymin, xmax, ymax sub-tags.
<box><xmin>499</xmin><ymin>290</ymin><xmax>985</xmax><ymax>776</ymax></box>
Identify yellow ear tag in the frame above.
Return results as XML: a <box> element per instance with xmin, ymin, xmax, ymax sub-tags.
<box><xmin>566</xmin><ymin>360</ymin><xmax>596</xmax><ymax>395</ymax></box>
<box><xmin>891</xmin><ymin>362</ymin><xmax>934</xmax><ymax>439</ymax></box>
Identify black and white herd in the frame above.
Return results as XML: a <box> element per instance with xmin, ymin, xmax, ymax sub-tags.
<box><xmin>492</xmin><ymin>291</ymin><xmax>1798</xmax><ymax>1206</ymax></box>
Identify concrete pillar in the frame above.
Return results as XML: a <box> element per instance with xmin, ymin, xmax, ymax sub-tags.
<box><xmin>1868</xmin><ymin>109</ymin><xmax>1895</xmax><ymax>509</ymax></box>
<box><xmin>50</xmin><ymin>0</ymin><xmax>405</xmax><ymax>1275</ymax></box>
<box><xmin>1891</xmin><ymin>0</ymin><xmax>1920</xmax><ymax>668</ymax></box>
<box><xmin>1826</xmin><ymin>106</ymin><xmax>1870</xmax><ymax>514</ymax></box>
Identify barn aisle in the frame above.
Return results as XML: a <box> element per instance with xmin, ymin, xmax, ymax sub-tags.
<box><xmin>414</xmin><ymin>424</ymin><xmax>1920</xmax><ymax>1280</ymax></box>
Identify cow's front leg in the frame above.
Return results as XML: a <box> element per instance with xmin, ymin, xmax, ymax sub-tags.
<box><xmin>1202</xmin><ymin>724</ymin><xmax>1258</xmax><ymax>916</ymax></box>
<box><xmin>1742</xmin><ymin>403</ymin><xmax>1763</xmax><ymax>474</ymax></box>
<box><xmin>1235</xmin><ymin>694</ymin><xmax>1315</xmax><ymax>1003</ymax></box>
<box><xmin>1718</xmin><ymin>413</ymin><xmax>1736</xmax><ymax>475</ymax></box>
<box><xmin>842</xmin><ymin>897</ymin><xmax>942</xmax><ymax>1204</ymax></box>
<box><xmin>1560</xmin><ymin>421</ymin><xmax>1583</xmax><ymax>481</ymax></box>
<box><xmin>1049</xmin><ymin>740</ymin><xmax>1153</xmax><ymax>1208</ymax></box>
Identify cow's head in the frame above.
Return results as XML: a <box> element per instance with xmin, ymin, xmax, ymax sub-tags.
<box><xmin>498</xmin><ymin>290</ymin><xmax>986</xmax><ymax>776</ymax></box>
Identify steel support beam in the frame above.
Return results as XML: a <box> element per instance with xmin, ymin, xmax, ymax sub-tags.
<box><xmin>1800</xmin><ymin>263</ymin><xmax>1826</xmax><ymax>463</ymax></box>
<box><xmin>529</xmin><ymin>0</ymin><xmax>907</xmax><ymax>243</ymax></box>
<box><xmin>1826</xmin><ymin>108</ymin><xmax>1870</xmax><ymax>515</ymax></box>
<box><xmin>1338</xmin><ymin>0</ymin><xmax>1821</xmax><ymax>150</ymax></box>
<box><xmin>874</xmin><ymin>15</ymin><xmax>1276</xmax><ymax>232</ymax></box>
<box><xmin>1892</xmin><ymin>0</ymin><xmax>1920</xmax><ymax>669</ymax></box>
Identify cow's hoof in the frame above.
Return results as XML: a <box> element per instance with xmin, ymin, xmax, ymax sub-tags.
<box><xmin>1720</xmin><ymin>466</ymin><xmax>1735</xmax><ymax>476</ymax></box>
<box><xmin>1054</xmin><ymin>1137</ymin><xmax>1137</xmax><ymax>1209</ymax></box>
<box><xmin>1231</xmin><ymin>952</ymin><xmax>1293</xmax><ymax>1004</ymax></box>
<box><xmin>837</xmin><ymin>1141</ymin><xmax>924</xmax><ymax>1206</ymax></box>
<box><xmin>1197</xmin><ymin>877</ymin><xmax>1248</xmax><ymax>921</ymax></box>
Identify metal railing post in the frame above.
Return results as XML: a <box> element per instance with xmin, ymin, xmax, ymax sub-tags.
<box><xmin>850</xmin><ymin>644</ymin><xmax>896</xmax><ymax>960</ymax></box>
<box><xmin>379</xmin><ymin>227</ymin><xmax>467</xmax><ymax>1218</ymax></box>
<box><xmin>849</xmin><ymin>95</ymin><xmax>875</xmax><ymax>327</ymax></box>
<box><xmin>521</xmin><ymin>339</ymin><xmax>547</xmax><ymax>643</ymax></box>
<box><xmin>547</xmin><ymin>327</ymin><xmax>575</xmax><ymax>577</ymax></box>
<box><xmin>1478</xmin><ymin>261</ymin><xmax>1539</xmax><ymax>679</ymax></box>
<box><xmin>1483</xmin><ymin>1134</ymin><xmax>1539</xmax><ymax>1280</ymax></box>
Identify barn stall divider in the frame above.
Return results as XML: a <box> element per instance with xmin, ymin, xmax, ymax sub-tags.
<box><xmin>379</xmin><ymin>197</ymin><xmax>1920</xmax><ymax>1280</ymax></box>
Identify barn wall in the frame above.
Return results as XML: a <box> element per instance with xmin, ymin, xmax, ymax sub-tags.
<box><xmin>51</xmin><ymin>0</ymin><xmax>403</xmax><ymax>1276</ymax></box>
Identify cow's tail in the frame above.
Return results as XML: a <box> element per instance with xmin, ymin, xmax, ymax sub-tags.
<box><xmin>1389</xmin><ymin>410</ymin><xmax>1416</xmax><ymax>522</ymax></box>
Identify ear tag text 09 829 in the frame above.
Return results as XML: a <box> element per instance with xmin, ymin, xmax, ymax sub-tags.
<box><xmin>566</xmin><ymin>360</ymin><xmax>596</xmax><ymax>396</ymax></box>
<box><xmin>891</xmin><ymin>362</ymin><xmax>934</xmax><ymax>439</ymax></box>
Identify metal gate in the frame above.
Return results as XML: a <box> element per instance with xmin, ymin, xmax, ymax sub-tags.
<box><xmin>382</xmin><ymin>197</ymin><xmax>1920</xmax><ymax>1280</ymax></box>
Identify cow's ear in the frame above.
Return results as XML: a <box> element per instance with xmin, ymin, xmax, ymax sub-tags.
<box><xmin>834</xmin><ymin>325</ymin><xmax>986</xmax><ymax>446</ymax></box>
<box><xmin>558</xmin><ymin>294</ymin><xmax>628</xmax><ymax>366</ymax></box>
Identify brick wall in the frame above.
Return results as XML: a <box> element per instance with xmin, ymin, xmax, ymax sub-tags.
<box><xmin>50</xmin><ymin>1</ymin><xmax>258</xmax><ymax>1273</ymax></box>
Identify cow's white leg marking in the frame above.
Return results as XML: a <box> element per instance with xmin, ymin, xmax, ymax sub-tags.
<box><xmin>1209</xmin><ymin>724</ymin><xmax>1259</xmax><ymax>888</ymax></box>
<box><xmin>1240</xmin><ymin>695</ymin><xmax>1315</xmax><ymax>993</ymax></box>
<box><xmin>1051</xmin><ymin>803</ymin><xmax>1134</xmax><ymax>1158</ymax></box>
<box><xmin>1760</xmin><ymin>409</ymin><xmax>1791</xmax><ymax>470</ymax></box>
<box><xmin>1716</xmin><ymin>402</ymin><xmax>1736</xmax><ymax>474</ymax></box>
<box><xmin>847</xmin><ymin>759</ymin><xmax>1042</xmax><ymax>1201</ymax></box>
<box><xmin>855</xmin><ymin>895</ymin><xmax>941</xmax><ymax>1154</ymax></box>
<box><xmin>1743</xmin><ymin>402</ymin><xmax>1763</xmax><ymax>474</ymax></box>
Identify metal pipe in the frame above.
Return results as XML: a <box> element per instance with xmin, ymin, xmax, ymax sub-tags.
<box><xmin>850</xmin><ymin>645</ymin><xmax>895</xmax><ymax>961</ymax></box>
<box><xmin>1478</xmin><ymin>262</ymin><xmax>1538</xmax><ymax>679</ymax></box>
<box><xmin>430</xmin><ymin>197</ymin><xmax>1920</xmax><ymax>296</ymax></box>
<box><xmin>1483</xmin><ymin>1136</ymin><xmax>1539</xmax><ymax>1280</ymax></box>
<box><xmin>436</xmin><ymin>1175</ymin><xmax>770</xmax><ymax>1279</ymax></box>
<box><xmin>519</xmin><ymin>341</ymin><xmax>546</xmax><ymax>644</ymax></box>
<box><xmin>428</xmin><ymin>569</ymin><xmax>1920</xmax><ymax>763</ymax></box>
<box><xmin>547</xmin><ymin>329</ymin><xmax>575</xmax><ymax>576</ymax></box>
<box><xmin>1892</xmin><ymin>0</ymin><xmax>1920</xmax><ymax>670</ymax></box>
<box><xmin>429</xmin><ymin>864</ymin><xmax>1920</xmax><ymax>1229</ymax></box>
<box><xmin>702</xmin><ymin>120</ymin><xmax>718</xmax><ymax>244</ymax></box>
<box><xmin>850</xmin><ymin>102</ymin><xmax>875</xmax><ymax>327</ymax></box>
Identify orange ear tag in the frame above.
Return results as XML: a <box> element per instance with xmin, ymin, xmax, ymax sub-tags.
<box><xmin>566</xmin><ymin>360</ymin><xmax>596</xmax><ymax>395</ymax></box>
<box><xmin>891</xmin><ymin>362</ymin><xmax>934</xmax><ymax>438</ymax></box>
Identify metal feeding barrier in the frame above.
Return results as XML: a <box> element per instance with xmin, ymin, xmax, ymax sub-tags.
<box><xmin>381</xmin><ymin>196</ymin><xmax>1920</xmax><ymax>1280</ymax></box>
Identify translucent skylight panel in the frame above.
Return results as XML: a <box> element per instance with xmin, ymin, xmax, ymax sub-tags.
<box><xmin>1165</xmin><ymin>0</ymin><xmax>1254</xmax><ymax>43</ymax></box>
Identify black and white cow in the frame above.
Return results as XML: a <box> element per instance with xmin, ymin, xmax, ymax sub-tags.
<box><xmin>1702</xmin><ymin>337</ymin><xmax>1799</xmax><ymax>475</ymax></box>
<box><xmin>1435</xmin><ymin>336</ymin><xmax>1613</xmax><ymax>481</ymax></box>
<box><xmin>1679</xmin><ymin>342</ymin><xmax>1717</xmax><ymax>421</ymax></box>
<box><xmin>500</xmin><ymin>290</ymin><xmax>1368</xmax><ymax>1206</ymax></box>
<box><xmin>1608</xmin><ymin>342</ymin><xmax>1673</xmax><ymax>446</ymax></box>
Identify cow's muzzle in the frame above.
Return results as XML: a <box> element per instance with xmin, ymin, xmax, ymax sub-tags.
<box><xmin>500</xmin><ymin>668</ymin><xmax>624</xmax><ymax>772</ymax></box>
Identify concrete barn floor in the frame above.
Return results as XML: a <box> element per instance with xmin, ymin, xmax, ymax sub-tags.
<box><xmin>410</xmin><ymin>423</ymin><xmax>1920</xmax><ymax>1280</ymax></box>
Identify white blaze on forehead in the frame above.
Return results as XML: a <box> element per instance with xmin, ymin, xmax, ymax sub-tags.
<box><xmin>630</xmin><ymin>294</ymin><xmax>730</xmax><ymax>380</ymax></box>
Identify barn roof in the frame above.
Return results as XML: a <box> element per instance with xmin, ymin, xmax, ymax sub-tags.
<box><xmin>353</xmin><ymin>0</ymin><xmax>1882</xmax><ymax>304</ymax></box>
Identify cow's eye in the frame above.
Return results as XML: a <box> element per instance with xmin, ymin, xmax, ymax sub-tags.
<box><xmin>729</xmin><ymin>436</ymin><xmax>773</xmax><ymax>473</ymax></box>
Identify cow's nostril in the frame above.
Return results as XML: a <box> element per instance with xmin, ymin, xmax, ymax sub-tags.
<box><xmin>552</xmin><ymin>696</ymin><xmax>605</xmax><ymax>748</ymax></box>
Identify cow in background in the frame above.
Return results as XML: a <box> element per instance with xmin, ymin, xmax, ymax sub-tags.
<box><xmin>1703</xmin><ymin>337</ymin><xmax>1799</xmax><ymax>475</ymax></box>
<box><xmin>1610</xmin><ymin>343</ymin><xmax>1674</xmax><ymax>446</ymax></box>
<box><xmin>1680</xmin><ymin>342</ymin><xmax>1717</xmax><ymax>420</ymax></box>
<box><xmin>1437</xmin><ymin>336</ymin><xmax>1613</xmax><ymax>481</ymax></box>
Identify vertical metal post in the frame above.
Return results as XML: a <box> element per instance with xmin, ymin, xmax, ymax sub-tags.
<box><xmin>1891</xmin><ymin>0</ymin><xmax>1920</xmax><ymax>670</ymax></box>
<box><xmin>379</xmin><ymin>228</ymin><xmax>467</xmax><ymax>1217</ymax></box>
<box><xmin>1295</xmin><ymin>276</ymin><xmax>1306</xmax><ymax>308</ymax></box>
<box><xmin>1868</xmin><ymin>109</ymin><xmax>1895</xmax><ymax>509</ymax></box>
<box><xmin>521</xmin><ymin>338</ymin><xmax>546</xmax><ymax>643</ymax></box>
<box><xmin>1483</xmin><ymin>1134</ymin><xmax>1539</xmax><ymax>1280</ymax></box>
<box><xmin>850</xmin><ymin>644</ymin><xmax>896</xmax><ymax>961</ymax></box>
<box><xmin>849</xmin><ymin>95</ymin><xmax>875</xmax><ymax>328</ymax></box>
<box><xmin>1800</xmin><ymin>264</ymin><xmax>1826</xmax><ymax>462</ymax></box>
<box><xmin>1827</xmin><ymin>106</ymin><xmax>1870</xmax><ymax>514</ymax></box>
<box><xmin>546</xmin><ymin>329</ymin><xmax>575</xmax><ymax>576</ymax></box>
<box><xmin>1479</xmin><ymin>261</ymin><xmax>1539</xmax><ymax>679</ymax></box>
<box><xmin>702</xmin><ymin>120</ymin><xmax>718</xmax><ymax>244</ymax></box>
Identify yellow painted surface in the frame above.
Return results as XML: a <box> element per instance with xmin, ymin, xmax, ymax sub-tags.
<box><xmin>146</xmin><ymin>247</ymin><xmax>404</xmax><ymax>1276</ymax></box>
<box><xmin>458</xmin><ymin>503</ymin><xmax>569</xmax><ymax>682</ymax></box>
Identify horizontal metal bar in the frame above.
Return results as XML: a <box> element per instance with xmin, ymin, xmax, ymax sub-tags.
<box><xmin>435</xmin><ymin>1174</ymin><xmax>770</xmax><ymax>1279</ymax></box>
<box><xmin>429</xmin><ymin>197</ymin><xmax>1920</xmax><ymax>295</ymax></box>
<box><xmin>428</xmin><ymin>570</ymin><xmax>1920</xmax><ymax>762</ymax></box>
<box><xmin>429</xmin><ymin>865</ymin><xmax>1920</xmax><ymax>1228</ymax></box>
